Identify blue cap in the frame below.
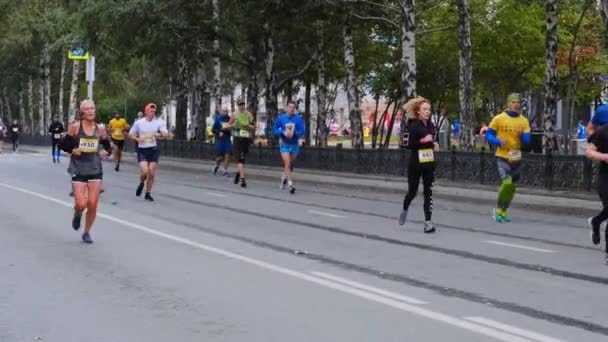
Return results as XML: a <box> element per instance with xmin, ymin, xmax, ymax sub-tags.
<box><xmin>592</xmin><ymin>104</ymin><xmax>608</xmax><ymax>126</ymax></box>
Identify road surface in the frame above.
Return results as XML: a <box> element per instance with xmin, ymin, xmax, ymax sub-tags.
<box><xmin>1</xmin><ymin>150</ymin><xmax>606</xmax><ymax>342</ymax></box>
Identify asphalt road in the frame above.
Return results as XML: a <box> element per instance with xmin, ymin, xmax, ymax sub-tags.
<box><xmin>1</xmin><ymin>149</ymin><xmax>607</xmax><ymax>342</ymax></box>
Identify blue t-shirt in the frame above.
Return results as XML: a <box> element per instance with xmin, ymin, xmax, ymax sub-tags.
<box><xmin>577</xmin><ymin>124</ymin><xmax>587</xmax><ymax>139</ymax></box>
<box><xmin>212</xmin><ymin>115</ymin><xmax>231</xmax><ymax>141</ymax></box>
<box><xmin>272</xmin><ymin>113</ymin><xmax>305</xmax><ymax>146</ymax></box>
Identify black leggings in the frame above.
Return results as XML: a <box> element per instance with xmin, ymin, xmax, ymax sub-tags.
<box><xmin>592</xmin><ymin>173</ymin><xmax>608</xmax><ymax>252</ymax></box>
<box><xmin>403</xmin><ymin>165</ymin><xmax>435</xmax><ymax>221</ymax></box>
<box><xmin>11</xmin><ymin>136</ymin><xmax>18</xmax><ymax>151</ymax></box>
<box><xmin>52</xmin><ymin>139</ymin><xmax>60</xmax><ymax>156</ymax></box>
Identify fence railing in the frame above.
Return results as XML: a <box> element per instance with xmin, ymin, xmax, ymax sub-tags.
<box><xmin>20</xmin><ymin>134</ymin><xmax>598</xmax><ymax>192</ymax></box>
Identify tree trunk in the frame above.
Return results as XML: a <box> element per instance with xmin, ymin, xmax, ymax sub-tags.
<box><xmin>58</xmin><ymin>56</ymin><xmax>66</xmax><ymax>123</ymax></box>
<box><xmin>371</xmin><ymin>95</ymin><xmax>381</xmax><ymax>149</ymax></box>
<box><xmin>3</xmin><ymin>88</ymin><xmax>12</xmax><ymax>124</ymax></box>
<box><xmin>212</xmin><ymin>0</ymin><xmax>221</xmax><ymax>116</ymax></box>
<box><xmin>28</xmin><ymin>77</ymin><xmax>34</xmax><ymax>133</ymax></box>
<box><xmin>383</xmin><ymin>101</ymin><xmax>400</xmax><ymax>149</ymax></box>
<box><xmin>457</xmin><ymin>0</ymin><xmax>475</xmax><ymax>152</ymax></box>
<box><xmin>316</xmin><ymin>22</ymin><xmax>329</xmax><ymax>147</ymax></box>
<box><xmin>174</xmin><ymin>54</ymin><xmax>189</xmax><ymax>140</ymax></box>
<box><xmin>195</xmin><ymin>67</ymin><xmax>209</xmax><ymax>141</ymax></box>
<box><xmin>601</xmin><ymin>0</ymin><xmax>608</xmax><ymax>34</ymax></box>
<box><xmin>543</xmin><ymin>0</ymin><xmax>558</xmax><ymax>154</ymax></box>
<box><xmin>263</xmin><ymin>21</ymin><xmax>278</xmax><ymax>131</ymax></box>
<box><xmin>38</xmin><ymin>53</ymin><xmax>45</xmax><ymax>135</ymax></box>
<box><xmin>304</xmin><ymin>80</ymin><xmax>311</xmax><ymax>146</ymax></box>
<box><xmin>44</xmin><ymin>48</ymin><xmax>52</xmax><ymax>129</ymax></box>
<box><xmin>399</xmin><ymin>0</ymin><xmax>416</xmax><ymax>146</ymax></box>
<box><xmin>247</xmin><ymin>67</ymin><xmax>259</xmax><ymax>118</ymax></box>
<box><xmin>19</xmin><ymin>89</ymin><xmax>26</xmax><ymax>131</ymax></box>
<box><xmin>68</xmin><ymin>59</ymin><xmax>81</xmax><ymax>123</ymax></box>
<box><xmin>342</xmin><ymin>18</ymin><xmax>364</xmax><ymax>149</ymax></box>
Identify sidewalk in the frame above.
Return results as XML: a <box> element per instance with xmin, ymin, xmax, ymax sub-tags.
<box><xmin>22</xmin><ymin>145</ymin><xmax>601</xmax><ymax>215</ymax></box>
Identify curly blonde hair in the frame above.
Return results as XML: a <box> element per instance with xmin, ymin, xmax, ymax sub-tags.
<box><xmin>403</xmin><ymin>96</ymin><xmax>430</xmax><ymax>120</ymax></box>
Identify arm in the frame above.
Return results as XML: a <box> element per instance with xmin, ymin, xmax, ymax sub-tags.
<box><xmin>59</xmin><ymin>123</ymin><xmax>80</xmax><ymax>153</ymax></box>
<box><xmin>212</xmin><ymin>118</ymin><xmax>220</xmax><ymax>134</ymax></box>
<box><xmin>158</xmin><ymin>121</ymin><xmax>171</xmax><ymax>138</ymax></box>
<box><xmin>272</xmin><ymin>117</ymin><xmax>284</xmax><ymax>136</ymax></box>
<box><xmin>128</xmin><ymin>121</ymin><xmax>139</xmax><ymax>141</ymax></box>
<box><xmin>294</xmin><ymin>117</ymin><xmax>305</xmax><ymax>139</ymax></box>
<box><xmin>586</xmin><ymin>142</ymin><xmax>608</xmax><ymax>162</ymax></box>
<box><xmin>486</xmin><ymin>117</ymin><xmax>503</xmax><ymax>146</ymax></box>
<box><xmin>98</xmin><ymin>126</ymin><xmax>113</xmax><ymax>155</ymax></box>
<box><xmin>407</xmin><ymin>123</ymin><xmax>420</xmax><ymax>149</ymax></box>
<box><xmin>520</xmin><ymin>120</ymin><xmax>531</xmax><ymax>146</ymax></box>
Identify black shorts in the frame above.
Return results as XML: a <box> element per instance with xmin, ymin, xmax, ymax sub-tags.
<box><xmin>112</xmin><ymin>139</ymin><xmax>125</xmax><ymax>150</ymax></box>
<box><xmin>137</xmin><ymin>147</ymin><xmax>160</xmax><ymax>163</ymax></box>
<box><xmin>233</xmin><ymin>137</ymin><xmax>251</xmax><ymax>157</ymax></box>
<box><xmin>72</xmin><ymin>173</ymin><xmax>103</xmax><ymax>182</ymax></box>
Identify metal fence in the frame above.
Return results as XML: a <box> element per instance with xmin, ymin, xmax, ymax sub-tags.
<box><xmin>20</xmin><ymin>134</ymin><xmax>598</xmax><ymax>192</ymax></box>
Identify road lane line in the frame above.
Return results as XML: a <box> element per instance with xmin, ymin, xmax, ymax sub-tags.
<box><xmin>308</xmin><ymin>209</ymin><xmax>346</xmax><ymax>219</ymax></box>
<box><xmin>0</xmin><ymin>182</ymin><xmax>544</xmax><ymax>342</ymax></box>
<box><xmin>206</xmin><ymin>192</ymin><xmax>227</xmax><ymax>198</ymax></box>
<box><xmin>486</xmin><ymin>241</ymin><xmax>556</xmax><ymax>254</ymax></box>
<box><xmin>311</xmin><ymin>271</ymin><xmax>428</xmax><ymax>305</ymax></box>
<box><xmin>465</xmin><ymin>317</ymin><xmax>565</xmax><ymax>342</ymax></box>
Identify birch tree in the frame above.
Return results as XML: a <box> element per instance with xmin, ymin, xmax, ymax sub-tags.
<box><xmin>456</xmin><ymin>0</ymin><xmax>475</xmax><ymax>151</ymax></box>
<box><xmin>542</xmin><ymin>0</ymin><xmax>558</xmax><ymax>154</ymax></box>
<box><xmin>342</xmin><ymin>17</ymin><xmax>364</xmax><ymax>148</ymax></box>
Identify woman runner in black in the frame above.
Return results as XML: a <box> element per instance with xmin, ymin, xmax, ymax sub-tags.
<box><xmin>60</xmin><ymin>100</ymin><xmax>112</xmax><ymax>243</ymax></box>
<box><xmin>398</xmin><ymin>97</ymin><xmax>437</xmax><ymax>233</ymax></box>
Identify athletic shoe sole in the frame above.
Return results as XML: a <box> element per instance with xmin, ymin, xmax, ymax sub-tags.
<box><xmin>398</xmin><ymin>210</ymin><xmax>407</xmax><ymax>226</ymax></box>
<box><xmin>136</xmin><ymin>182</ymin><xmax>144</xmax><ymax>197</ymax></box>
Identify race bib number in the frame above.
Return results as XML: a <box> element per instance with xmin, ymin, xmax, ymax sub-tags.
<box><xmin>79</xmin><ymin>138</ymin><xmax>98</xmax><ymax>153</ymax></box>
<box><xmin>239</xmin><ymin>130</ymin><xmax>251</xmax><ymax>138</ymax></box>
<box><xmin>418</xmin><ymin>149</ymin><xmax>435</xmax><ymax>163</ymax></box>
<box><xmin>221</xmin><ymin>122</ymin><xmax>230</xmax><ymax>129</ymax></box>
<box><xmin>113</xmin><ymin>129</ymin><xmax>123</xmax><ymax>136</ymax></box>
<box><xmin>285</xmin><ymin>123</ymin><xmax>295</xmax><ymax>131</ymax></box>
<box><xmin>53</xmin><ymin>133</ymin><xmax>61</xmax><ymax>139</ymax></box>
<box><xmin>508</xmin><ymin>150</ymin><xmax>522</xmax><ymax>161</ymax></box>
<box><xmin>12</xmin><ymin>127</ymin><xmax>18</xmax><ymax>132</ymax></box>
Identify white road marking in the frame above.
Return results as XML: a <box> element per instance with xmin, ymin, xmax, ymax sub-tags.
<box><xmin>311</xmin><ymin>271</ymin><xmax>428</xmax><ymax>305</ymax></box>
<box><xmin>206</xmin><ymin>192</ymin><xmax>227</xmax><ymax>198</ymax></box>
<box><xmin>308</xmin><ymin>209</ymin><xmax>346</xmax><ymax>219</ymax></box>
<box><xmin>465</xmin><ymin>317</ymin><xmax>566</xmax><ymax>342</ymax></box>
<box><xmin>486</xmin><ymin>240</ymin><xmax>556</xmax><ymax>254</ymax></box>
<box><xmin>0</xmin><ymin>182</ymin><xmax>549</xmax><ymax>342</ymax></box>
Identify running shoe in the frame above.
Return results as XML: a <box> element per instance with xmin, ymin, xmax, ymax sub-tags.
<box><xmin>222</xmin><ymin>171</ymin><xmax>230</xmax><ymax>177</ymax></box>
<box><xmin>145</xmin><ymin>193</ymin><xmax>154</xmax><ymax>202</ymax></box>
<box><xmin>424</xmin><ymin>221</ymin><xmax>436</xmax><ymax>234</ymax></box>
<box><xmin>115</xmin><ymin>164</ymin><xmax>120</xmax><ymax>172</ymax></box>
<box><xmin>241</xmin><ymin>178</ymin><xmax>247</xmax><ymax>188</ymax></box>
<box><xmin>234</xmin><ymin>173</ymin><xmax>240</xmax><ymax>185</ymax></box>
<box><xmin>72</xmin><ymin>209</ymin><xmax>82</xmax><ymax>231</ymax></box>
<box><xmin>280</xmin><ymin>176</ymin><xmax>287</xmax><ymax>190</ymax></box>
<box><xmin>493</xmin><ymin>208</ymin><xmax>504</xmax><ymax>223</ymax></box>
<box><xmin>289</xmin><ymin>185</ymin><xmax>296</xmax><ymax>194</ymax></box>
<box><xmin>81</xmin><ymin>232</ymin><xmax>93</xmax><ymax>244</ymax></box>
<box><xmin>69</xmin><ymin>191</ymin><xmax>74</xmax><ymax>197</ymax></box>
<box><xmin>398</xmin><ymin>209</ymin><xmax>408</xmax><ymax>226</ymax></box>
<box><xmin>212</xmin><ymin>165</ymin><xmax>219</xmax><ymax>175</ymax></box>
<box><xmin>502</xmin><ymin>211</ymin><xmax>511</xmax><ymax>222</ymax></box>
<box><xmin>589</xmin><ymin>217</ymin><xmax>600</xmax><ymax>245</ymax></box>
<box><xmin>53</xmin><ymin>158</ymin><xmax>56</xmax><ymax>164</ymax></box>
<box><xmin>136</xmin><ymin>182</ymin><xmax>145</xmax><ymax>197</ymax></box>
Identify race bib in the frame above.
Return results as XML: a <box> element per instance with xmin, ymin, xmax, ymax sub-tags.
<box><xmin>221</xmin><ymin>122</ymin><xmax>230</xmax><ymax>129</ymax></box>
<box><xmin>79</xmin><ymin>138</ymin><xmax>98</xmax><ymax>153</ymax></box>
<box><xmin>113</xmin><ymin>129</ymin><xmax>123</xmax><ymax>136</ymax></box>
<box><xmin>239</xmin><ymin>130</ymin><xmax>251</xmax><ymax>138</ymax></box>
<box><xmin>508</xmin><ymin>150</ymin><xmax>522</xmax><ymax>161</ymax></box>
<box><xmin>285</xmin><ymin>123</ymin><xmax>295</xmax><ymax>131</ymax></box>
<box><xmin>141</xmin><ymin>133</ymin><xmax>156</xmax><ymax>144</ymax></box>
<box><xmin>418</xmin><ymin>149</ymin><xmax>435</xmax><ymax>163</ymax></box>
<box><xmin>53</xmin><ymin>133</ymin><xmax>61</xmax><ymax>139</ymax></box>
<box><xmin>12</xmin><ymin>127</ymin><xmax>18</xmax><ymax>132</ymax></box>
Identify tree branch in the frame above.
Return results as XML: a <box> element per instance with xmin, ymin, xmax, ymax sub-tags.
<box><xmin>416</xmin><ymin>25</ymin><xmax>456</xmax><ymax>37</ymax></box>
<box><xmin>344</xmin><ymin>0</ymin><xmax>398</xmax><ymax>11</ymax></box>
<box><xmin>350</xmin><ymin>13</ymin><xmax>399</xmax><ymax>28</ymax></box>
<box><xmin>275</xmin><ymin>51</ymin><xmax>318</xmax><ymax>91</ymax></box>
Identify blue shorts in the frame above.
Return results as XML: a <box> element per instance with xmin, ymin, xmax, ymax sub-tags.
<box><xmin>216</xmin><ymin>139</ymin><xmax>232</xmax><ymax>156</ymax></box>
<box><xmin>280</xmin><ymin>144</ymin><xmax>300</xmax><ymax>156</ymax></box>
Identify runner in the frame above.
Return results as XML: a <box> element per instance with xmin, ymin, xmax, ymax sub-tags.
<box><xmin>398</xmin><ymin>97</ymin><xmax>437</xmax><ymax>233</ymax></box>
<box><xmin>49</xmin><ymin>116</ymin><xmax>65</xmax><ymax>163</ymax></box>
<box><xmin>585</xmin><ymin>103</ymin><xmax>608</xmax><ymax>264</ymax></box>
<box><xmin>486</xmin><ymin>93</ymin><xmax>531</xmax><ymax>223</ymax></box>
<box><xmin>59</xmin><ymin>99</ymin><xmax>112</xmax><ymax>243</ymax></box>
<box><xmin>230</xmin><ymin>99</ymin><xmax>255</xmax><ymax>188</ymax></box>
<box><xmin>212</xmin><ymin>106</ymin><xmax>234</xmax><ymax>176</ymax></box>
<box><xmin>129</xmin><ymin>103</ymin><xmax>171</xmax><ymax>201</ymax></box>
<box><xmin>108</xmin><ymin>111</ymin><xmax>130</xmax><ymax>172</ymax></box>
<box><xmin>9</xmin><ymin>120</ymin><xmax>22</xmax><ymax>152</ymax></box>
<box><xmin>273</xmin><ymin>101</ymin><xmax>305</xmax><ymax>194</ymax></box>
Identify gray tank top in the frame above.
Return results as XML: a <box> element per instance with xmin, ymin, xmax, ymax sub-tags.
<box><xmin>69</xmin><ymin>122</ymin><xmax>102</xmax><ymax>176</ymax></box>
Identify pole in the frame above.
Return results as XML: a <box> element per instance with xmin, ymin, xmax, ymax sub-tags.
<box><xmin>85</xmin><ymin>56</ymin><xmax>95</xmax><ymax>101</ymax></box>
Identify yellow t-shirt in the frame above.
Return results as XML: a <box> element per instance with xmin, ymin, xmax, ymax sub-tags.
<box><xmin>108</xmin><ymin>118</ymin><xmax>128</xmax><ymax>140</ymax></box>
<box><xmin>488</xmin><ymin>112</ymin><xmax>530</xmax><ymax>161</ymax></box>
